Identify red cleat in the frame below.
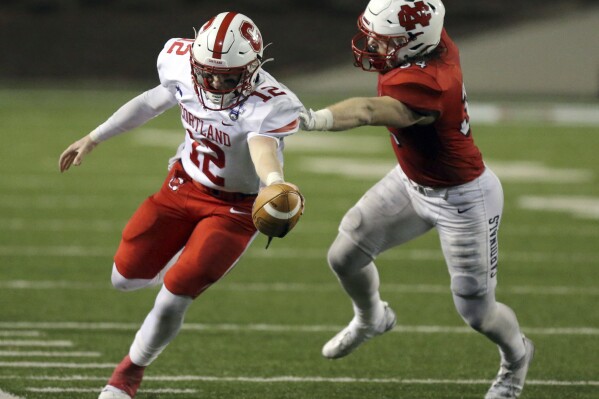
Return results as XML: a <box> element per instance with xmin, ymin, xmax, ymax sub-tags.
<box><xmin>101</xmin><ymin>355</ymin><xmax>146</xmax><ymax>398</ymax></box>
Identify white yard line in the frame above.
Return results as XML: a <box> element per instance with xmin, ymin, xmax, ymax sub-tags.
<box><xmin>0</xmin><ymin>351</ymin><xmax>100</xmax><ymax>357</ymax></box>
<box><xmin>0</xmin><ymin>281</ymin><xmax>107</xmax><ymax>290</ymax></box>
<box><xmin>0</xmin><ymin>322</ymin><xmax>597</xmax><ymax>336</ymax></box>
<box><xmin>0</xmin><ymin>194</ymin><xmax>123</xmax><ymax>209</ymax></box>
<box><xmin>0</xmin><ymin>340</ymin><xmax>72</xmax><ymax>347</ymax></box>
<box><xmin>0</xmin><ymin>361</ymin><xmax>114</xmax><ymax>368</ymax></box>
<box><xmin>0</xmin><ymin>331</ymin><xmax>40</xmax><ymax>337</ymax></box>
<box><xmin>1</xmin><ymin>245</ymin><xmax>599</xmax><ymax>265</ymax></box>
<box><xmin>1</xmin><ymin>217</ymin><xmax>598</xmax><ymax>237</ymax></box>
<box><xmin>2</xmin><ymin>280</ymin><xmax>598</xmax><ymax>297</ymax></box>
<box><xmin>27</xmin><ymin>388</ymin><xmax>196</xmax><ymax>394</ymax></box>
<box><xmin>0</xmin><ymin>218</ymin><xmax>122</xmax><ymax>232</ymax></box>
<box><xmin>0</xmin><ymin>374</ymin><xmax>596</xmax><ymax>387</ymax></box>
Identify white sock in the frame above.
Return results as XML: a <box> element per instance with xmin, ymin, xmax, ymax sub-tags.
<box><xmin>342</xmin><ymin>262</ymin><xmax>384</xmax><ymax>326</ymax></box>
<box><xmin>129</xmin><ymin>285</ymin><xmax>193</xmax><ymax>366</ymax></box>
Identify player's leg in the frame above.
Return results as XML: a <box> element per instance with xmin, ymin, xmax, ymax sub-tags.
<box><xmin>100</xmin><ymin>286</ymin><xmax>192</xmax><ymax>398</ymax></box>
<box><xmin>323</xmin><ymin>166</ymin><xmax>432</xmax><ymax>359</ymax></box>
<box><xmin>128</xmin><ymin>206</ymin><xmax>257</xmax><ymax>366</ymax></box>
<box><xmin>99</xmin><ymin>168</ymin><xmax>199</xmax><ymax>398</ymax></box>
<box><xmin>101</xmin><ymin>211</ymin><xmax>256</xmax><ymax>399</ymax></box>
<box><xmin>437</xmin><ymin>168</ymin><xmax>533</xmax><ymax>398</ymax></box>
<box><xmin>110</xmin><ymin>165</ymin><xmax>196</xmax><ymax>292</ymax></box>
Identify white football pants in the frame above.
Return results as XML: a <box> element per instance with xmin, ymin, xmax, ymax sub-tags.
<box><xmin>328</xmin><ymin>165</ymin><xmax>525</xmax><ymax>363</ymax></box>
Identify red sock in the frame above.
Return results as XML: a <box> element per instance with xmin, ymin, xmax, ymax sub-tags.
<box><xmin>106</xmin><ymin>355</ymin><xmax>146</xmax><ymax>397</ymax></box>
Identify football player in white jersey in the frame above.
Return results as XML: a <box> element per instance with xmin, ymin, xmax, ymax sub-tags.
<box><xmin>59</xmin><ymin>12</ymin><xmax>303</xmax><ymax>399</ymax></box>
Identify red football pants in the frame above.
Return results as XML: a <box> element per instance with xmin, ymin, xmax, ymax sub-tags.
<box><xmin>114</xmin><ymin>162</ymin><xmax>258</xmax><ymax>298</ymax></box>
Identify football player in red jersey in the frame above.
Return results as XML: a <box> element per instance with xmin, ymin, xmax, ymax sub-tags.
<box><xmin>300</xmin><ymin>1</ymin><xmax>534</xmax><ymax>398</ymax></box>
<box><xmin>59</xmin><ymin>12</ymin><xmax>303</xmax><ymax>399</ymax></box>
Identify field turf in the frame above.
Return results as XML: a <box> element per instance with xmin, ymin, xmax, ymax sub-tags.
<box><xmin>0</xmin><ymin>88</ymin><xmax>598</xmax><ymax>398</ymax></box>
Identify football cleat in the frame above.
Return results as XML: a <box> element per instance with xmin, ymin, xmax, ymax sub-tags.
<box><xmin>98</xmin><ymin>387</ymin><xmax>132</xmax><ymax>399</ymax></box>
<box><xmin>99</xmin><ymin>355</ymin><xmax>145</xmax><ymax>399</ymax></box>
<box><xmin>322</xmin><ymin>301</ymin><xmax>396</xmax><ymax>359</ymax></box>
<box><xmin>485</xmin><ymin>336</ymin><xmax>535</xmax><ymax>399</ymax></box>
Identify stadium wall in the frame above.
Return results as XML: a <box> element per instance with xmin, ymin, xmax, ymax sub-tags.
<box><xmin>285</xmin><ymin>7</ymin><xmax>599</xmax><ymax>101</ymax></box>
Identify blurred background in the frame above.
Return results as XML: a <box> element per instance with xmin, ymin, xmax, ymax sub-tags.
<box><xmin>1</xmin><ymin>0</ymin><xmax>599</xmax><ymax>102</ymax></box>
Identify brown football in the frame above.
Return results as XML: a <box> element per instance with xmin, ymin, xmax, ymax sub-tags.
<box><xmin>252</xmin><ymin>183</ymin><xmax>304</xmax><ymax>238</ymax></box>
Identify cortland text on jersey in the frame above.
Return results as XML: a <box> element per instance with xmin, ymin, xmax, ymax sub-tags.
<box><xmin>488</xmin><ymin>215</ymin><xmax>500</xmax><ymax>278</ymax></box>
<box><xmin>179</xmin><ymin>103</ymin><xmax>231</xmax><ymax>147</ymax></box>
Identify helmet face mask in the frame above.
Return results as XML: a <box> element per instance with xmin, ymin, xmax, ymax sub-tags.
<box><xmin>190</xmin><ymin>12</ymin><xmax>264</xmax><ymax>110</ymax></box>
<box><xmin>352</xmin><ymin>18</ymin><xmax>411</xmax><ymax>72</ymax></box>
<box><xmin>352</xmin><ymin>0</ymin><xmax>445</xmax><ymax>72</ymax></box>
<box><xmin>190</xmin><ymin>57</ymin><xmax>260</xmax><ymax>110</ymax></box>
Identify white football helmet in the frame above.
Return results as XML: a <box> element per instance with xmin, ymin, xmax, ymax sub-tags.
<box><xmin>352</xmin><ymin>0</ymin><xmax>445</xmax><ymax>72</ymax></box>
<box><xmin>191</xmin><ymin>12</ymin><xmax>264</xmax><ymax>110</ymax></box>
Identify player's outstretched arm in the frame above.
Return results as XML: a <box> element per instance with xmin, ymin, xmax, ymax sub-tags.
<box><xmin>58</xmin><ymin>134</ymin><xmax>98</xmax><ymax>173</ymax></box>
<box><xmin>248</xmin><ymin>135</ymin><xmax>286</xmax><ymax>186</ymax></box>
<box><xmin>300</xmin><ymin>96</ymin><xmax>434</xmax><ymax>132</ymax></box>
<box><xmin>58</xmin><ymin>85</ymin><xmax>178</xmax><ymax>173</ymax></box>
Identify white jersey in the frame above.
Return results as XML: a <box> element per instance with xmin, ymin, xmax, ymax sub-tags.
<box><xmin>157</xmin><ymin>38</ymin><xmax>303</xmax><ymax>194</ymax></box>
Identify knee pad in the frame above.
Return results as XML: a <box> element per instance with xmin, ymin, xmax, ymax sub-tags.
<box><xmin>327</xmin><ymin>234</ymin><xmax>371</xmax><ymax>277</ymax></box>
<box><xmin>450</xmin><ymin>274</ymin><xmax>486</xmax><ymax>297</ymax></box>
<box><xmin>445</xmin><ymin>236</ymin><xmax>487</xmax><ymax>297</ymax></box>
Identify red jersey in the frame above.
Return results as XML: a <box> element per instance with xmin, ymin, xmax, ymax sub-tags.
<box><xmin>377</xmin><ymin>29</ymin><xmax>484</xmax><ymax>187</ymax></box>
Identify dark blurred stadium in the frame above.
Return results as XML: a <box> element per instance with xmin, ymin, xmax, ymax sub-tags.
<box><xmin>1</xmin><ymin>0</ymin><xmax>598</xmax><ymax>98</ymax></box>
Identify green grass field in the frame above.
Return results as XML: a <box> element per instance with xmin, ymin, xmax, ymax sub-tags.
<box><xmin>1</xmin><ymin>88</ymin><xmax>598</xmax><ymax>399</ymax></box>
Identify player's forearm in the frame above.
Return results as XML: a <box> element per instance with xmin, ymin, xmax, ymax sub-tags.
<box><xmin>327</xmin><ymin>96</ymin><xmax>424</xmax><ymax>130</ymax></box>
<box><xmin>248</xmin><ymin>136</ymin><xmax>284</xmax><ymax>185</ymax></box>
<box><xmin>325</xmin><ymin>97</ymin><xmax>378</xmax><ymax>130</ymax></box>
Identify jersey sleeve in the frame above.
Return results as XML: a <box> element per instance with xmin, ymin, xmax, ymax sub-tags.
<box><xmin>380</xmin><ymin>69</ymin><xmax>443</xmax><ymax>115</ymax></box>
<box><xmin>157</xmin><ymin>38</ymin><xmax>194</xmax><ymax>96</ymax></box>
<box><xmin>247</xmin><ymin>96</ymin><xmax>302</xmax><ymax>142</ymax></box>
<box><xmin>89</xmin><ymin>85</ymin><xmax>177</xmax><ymax>143</ymax></box>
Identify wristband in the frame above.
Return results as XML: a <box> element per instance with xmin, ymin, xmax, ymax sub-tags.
<box><xmin>266</xmin><ymin>171</ymin><xmax>284</xmax><ymax>186</ymax></box>
<box><xmin>314</xmin><ymin>109</ymin><xmax>334</xmax><ymax>130</ymax></box>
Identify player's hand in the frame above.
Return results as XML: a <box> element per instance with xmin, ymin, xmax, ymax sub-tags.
<box><xmin>299</xmin><ymin>108</ymin><xmax>333</xmax><ymax>131</ymax></box>
<box><xmin>58</xmin><ymin>134</ymin><xmax>98</xmax><ymax>172</ymax></box>
<box><xmin>299</xmin><ymin>108</ymin><xmax>316</xmax><ymax>131</ymax></box>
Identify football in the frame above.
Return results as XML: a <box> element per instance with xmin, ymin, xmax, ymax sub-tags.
<box><xmin>252</xmin><ymin>183</ymin><xmax>304</xmax><ymax>238</ymax></box>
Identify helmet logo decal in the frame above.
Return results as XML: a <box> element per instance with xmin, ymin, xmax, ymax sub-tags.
<box><xmin>398</xmin><ymin>1</ymin><xmax>432</xmax><ymax>31</ymax></box>
<box><xmin>239</xmin><ymin>20</ymin><xmax>262</xmax><ymax>53</ymax></box>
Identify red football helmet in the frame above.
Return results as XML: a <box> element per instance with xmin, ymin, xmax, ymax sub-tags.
<box><xmin>190</xmin><ymin>12</ymin><xmax>264</xmax><ymax>110</ymax></box>
<box><xmin>352</xmin><ymin>0</ymin><xmax>445</xmax><ymax>72</ymax></box>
